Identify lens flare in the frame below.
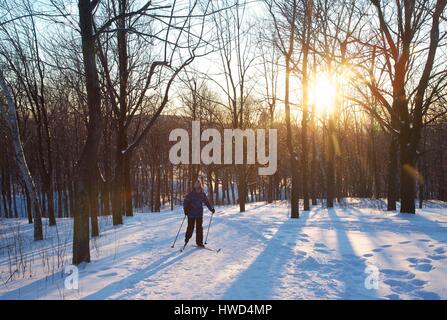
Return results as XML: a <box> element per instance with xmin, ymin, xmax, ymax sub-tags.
<box><xmin>310</xmin><ymin>73</ymin><xmax>337</xmax><ymax>116</ymax></box>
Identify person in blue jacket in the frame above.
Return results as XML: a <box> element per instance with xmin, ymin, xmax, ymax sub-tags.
<box><xmin>183</xmin><ymin>180</ymin><xmax>215</xmax><ymax>247</ymax></box>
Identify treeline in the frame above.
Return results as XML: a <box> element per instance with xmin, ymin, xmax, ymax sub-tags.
<box><xmin>1</xmin><ymin>0</ymin><xmax>447</xmax><ymax>264</ymax></box>
<box><xmin>2</xmin><ymin>109</ymin><xmax>447</xmax><ymax>220</ymax></box>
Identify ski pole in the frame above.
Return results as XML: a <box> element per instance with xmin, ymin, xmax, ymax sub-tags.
<box><xmin>171</xmin><ymin>215</ymin><xmax>186</xmax><ymax>248</ymax></box>
<box><xmin>204</xmin><ymin>213</ymin><xmax>214</xmax><ymax>245</ymax></box>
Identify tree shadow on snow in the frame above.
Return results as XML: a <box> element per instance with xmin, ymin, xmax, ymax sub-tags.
<box><xmin>0</xmin><ymin>235</ymin><xmax>193</xmax><ymax>300</ymax></box>
<box><xmin>324</xmin><ymin>208</ymin><xmax>378</xmax><ymax>299</ymax></box>
<box><xmin>221</xmin><ymin>211</ymin><xmax>311</xmax><ymax>299</ymax></box>
<box><xmin>83</xmin><ymin>249</ymin><xmax>196</xmax><ymax>299</ymax></box>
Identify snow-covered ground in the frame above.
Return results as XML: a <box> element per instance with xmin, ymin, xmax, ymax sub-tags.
<box><xmin>1</xmin><ymin>199</ymin><xmax>447</xmax><ymax>300</ymax></box>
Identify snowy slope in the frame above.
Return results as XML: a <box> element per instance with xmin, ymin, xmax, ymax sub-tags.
<box><xmin>0</xmin><ymin>200</ymin><xmax>447</xmax><ymax>300</ymax></box>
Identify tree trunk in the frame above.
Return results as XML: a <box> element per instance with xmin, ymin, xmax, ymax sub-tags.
<box><xmin>73</xmin><ymin>0</ymin><xmax>104</xmax><ymax>264</ymax></box>
<box><xmin>207</xmin><ymin>168</ymin><xmax>214</xmax><ymax>207</ymax></box>
<box><xmin>230</xmin><ymin>175</ymin><xmax>236</xmax><ymax>205</ymax></box>
<box><xmin>310</xmin><ymin>130</ymin><xmax>318</xmax><ymax>205</ymax></box>
<box><xmin>102</xmin><ymin>120</ymin><xmax>112</xmax><ymax>215</ymax></box>
<box><xmin>89</xmin><ymin>171</ymin><xmax>99</xmax><ymax>237</ymax></box>
<box><xmin>24</xmin><ymin>187</ymin><xmax>33</xmax><ymax>224</ymax></box>
<box><xmin>0</xmin><ymin>72</ymin><xmax>43</xmax><ymax>240</ymax></box>
<box><xmin>301</xmin><ymin>0</ymin><xmax>311</xmax><ymax>211</ymax></box>
<box><xmin>45</xmin><ymin>176</ymin><xmax>56</xmax><ymax>226</ymax></box>
<box><xmin>112</xmin><ymin>126</ymin><xmax>126</xmax><ymax>225</ymax></box>
<box><xmin>124</xmin><ymin>155</ymin><xmax>133</xmax><ymax>216</ymax></box>
<box><xmin>154</xmin><ymin>164</ymin><xmax>161</xmax><ymax>212</ymax></box>
<box><xmin>214</xmin><ymin>171</ymin><xmax>219</xmax><ymax>206</ymax></box>
<box><xmin>399</xmin><ymin>142</ymin><xmax>417</xmax><ymax>214</ymax></box>
<box><xmin>285</xmin><ymin>34</ymin><xmax>299</xmax><ymax>218</ymax></box>
<box><xmin>387</xmin><ymin>135</ymin><xmax>398</xmax><ymax>211</ymax></box>
<box><xmin>327</xmin><ymin>118</ymin><xmax>335</xmax><ymax>208</ymax></box>
<box><xmin>112</xmin><ymin>163</ymin><xmax>124</xmax><ymax>224</ymax></box>
<box><xmin>237</xmin><ymin>166</ymin><xmax>246</xmax><ymax>212</ymax></box>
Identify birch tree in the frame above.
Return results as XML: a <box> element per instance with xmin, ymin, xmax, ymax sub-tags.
<box><xmin>0</xmin><ymin>71</ymin><xmax>43</xmax><ymax>240</ymax></box>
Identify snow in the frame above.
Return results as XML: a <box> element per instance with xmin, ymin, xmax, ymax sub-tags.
<box><xmin>1</xmin><ymin>199</ymin><xmax>447</xmax><ymax>300</ymax></box>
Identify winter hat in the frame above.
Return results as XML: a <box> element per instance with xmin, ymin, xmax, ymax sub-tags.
<box><xmin>194</xmin><ymin>180</ymin><xmax>203</xmax><ymax>191</ymax></box>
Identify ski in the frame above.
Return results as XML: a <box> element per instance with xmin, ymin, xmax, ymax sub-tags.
<box><xmin>178</xmin><ymin>244</ymin><xmax>221</xmax><ymax>253</ymax></box>
<box><xmin>195</xmin><ymin>245</ymin><xmax>221</xmax><ymax>253</ymax></box>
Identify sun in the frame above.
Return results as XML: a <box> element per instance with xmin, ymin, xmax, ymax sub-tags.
<box><xmin>309</xmin><ymin>73</ymin><xmax>337</xmax><ymax>116</ymax></box>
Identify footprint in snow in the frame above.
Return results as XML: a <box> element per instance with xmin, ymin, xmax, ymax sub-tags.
<box><xmin>372</xmin><ymin>248</ymin><xmax>383</xmax><ymax>253</ymax></box>
<box><xmin>299</xmin><ymin>256</ymin><xmax>320</xmax><ymax>269</ymax></box>
<box><xmin>294</xmin><ymin>250</ymin><xmax>307</xmax><ymax>257</ymax></box>
<box><xmin>363</xmin><ymin>253</ymin><xmax>374</xmax><ymax>258</ymax></box>
<box><xmin>315</xmin><ymin>248</ymin><xmax>331</xmax><ymax>255</ymax></box>
<box><xmin>381</xmin><ymin>268</ymin><xmax>433</xmax><ymax>298</ymax></box>
<box><xmin>399</xmin><ymin>240</ymin><xmax>412</xmax><ymax>244</ymax></box>
<box><xmin>414</xmin><ymin>290</ymin><xmax>441</xmax><ymax>300</ymax></box>
<box><xmin>426</xmin><ymin>246</ymin><xmax>446</xmax><ymax>259</ymax></box>
<box><xmin>384</xmin><ymin>278</ymin><xmax>427</xmax><ymax>294</ymax></box>
<box><xmin>407</xmin><ymin>258</ymin><xmax>434</xmax><ymax>272</ymax></box>
<box><xmin>381</xmin><ymin>269</ymin><xmax>415</xmax><ymax>280</ymax></box>
<box><xmin>386</xmin><ymin>293</ymin><xmax>400</xmax><ymax>300</ymax></box>
<box><xmin>417</xmin><ymin>239</ymin><xmax>431</xmax><ymax>243</ymax></box>
<box><xmin>407</xmin><ymin>257</ymin><xmax>431</xmax><ymax>264</ymax></box>
<box><xmin>428</xmin><ymin>254</ymin><xmax>447</xmax><ymax>261</ymax></box>
<box><xmin>97</xmin><ymin>272</ymin><xmax>119</xmax><ymax>278</ymax></box>
<box><xmin>434</xmin><ymin>247</ymin><xmax>446</xmax><ymax>254</ymax></box>
<box><xmin>407</xmin><ymin>258</ymin><xmax>431</xmax><ymax>264</ymax></box>
<box><xmin>412</xmin><ymin>264</ymin><xmax>434</xmax><ymax>272</ymax></box>
<box><xmin>381</xmin><ymin>244</ymin><xmax>392</xmax><ymax>248</ymax></box>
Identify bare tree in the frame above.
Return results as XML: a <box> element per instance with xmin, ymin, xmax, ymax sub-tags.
<box><xmin>0</xmin><ymin>0</ymin><xmax>57</xmax><ymax>225</ymax></box>
<box><xmin>0</xmin><ymin>71</ymin><xmax>43</xmax><ymax>240</ymax></box>
<box><xmin>266</xmin><ymin>0</ymin><xmax>300</xmax><ymax>218</ymax></box>
<box><xmin>354</xmin><ymin>0</ymin><xmax>447</xmax><ymax>213</ymax></box>
<box><xmin>300</xmin><ymin>0</ymin><xmax>313</xmax><ymax>211</ymax></box>
<box><xmin>210</xmin><ymin>0</ymin><xmax>258</xmax><ymax>212</ymax></box>
<box><xmin>258</xmin><ymin>26</ymin><xmax>280</xmax><ymax>204</ymax></box>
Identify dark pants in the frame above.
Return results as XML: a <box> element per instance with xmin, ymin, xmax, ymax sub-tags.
<box><xmin>185</xmin><ymin>217</ymin><xmax>203</xmax><ymax>245</ymax></box>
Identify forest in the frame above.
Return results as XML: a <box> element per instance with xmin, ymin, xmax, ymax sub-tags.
<box><xmin>0</xmin><ymin>0</ymin><xmax>447</xmax><ymax>300</ymax></box>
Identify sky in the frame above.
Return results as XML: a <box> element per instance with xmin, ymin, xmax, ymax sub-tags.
<box><xmin>0</xmin><ymin>0</ymin><xmax>369</xmax><ymax>123</ymax></box>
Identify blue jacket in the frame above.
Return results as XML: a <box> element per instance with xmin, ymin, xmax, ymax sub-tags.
<box><xmin>183</xmin><ymin>190</ymin><xmax>213</xmax><ymax>218</ymax></box>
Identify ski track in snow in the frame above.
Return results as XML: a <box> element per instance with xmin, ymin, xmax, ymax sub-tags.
<box><xmin>0</xmin><ymin>199</ymin><xmax>447</xmax><ymax>300</ymax></box>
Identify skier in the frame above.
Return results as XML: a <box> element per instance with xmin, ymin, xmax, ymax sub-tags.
<box><xmin>183</xmin><ymin>180</ymin><xmax>215</xmax><ymax>248</ymax></box>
